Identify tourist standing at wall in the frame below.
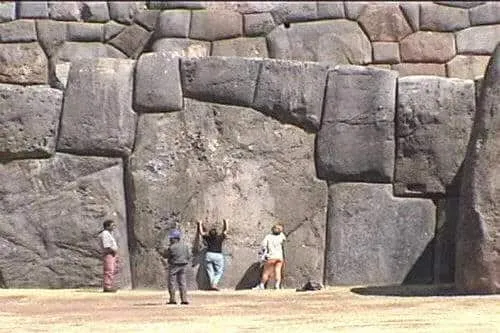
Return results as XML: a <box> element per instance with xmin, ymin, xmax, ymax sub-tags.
<box><xmin>254</xmin><ymin>224</ymin><xmax>286</xmax><ymax>290</ymax></box>
<box><xmin>161</xmin><ymin>229</ymin><xmax>191</xmax><ymax>305</ymax></box>
<box><xmin>99</xmin><ymin>219</ymin><xmax>119</xmax><ymax>293</ymax></box>
<box><xmin>198</xmin><ymin>219</ymin><xmax>229</xmax><ymax>291</ymax></box>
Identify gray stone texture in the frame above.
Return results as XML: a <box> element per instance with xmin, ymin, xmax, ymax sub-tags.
<box><xmin>211</xmin><ymin>37</ymin><xmax>268</xmax><ymax>58</ymax></box>
<box><xmin>181</xmin><ymin>57</ymin><xmax>261</xmax><ymax>107</ymax></box>
<box><xmin>456</xmin><ymin>44</ymin><xmax>500</xmax><ymax>294</ymax></box>
<box><xmin>0</xmin><ymin>154</ymin><xmax>131</xmax><ymax>288</ymax></box>
<box><xmin>0</xmin><ymin>42</ymin><xmax>48</xmax><ymax>84</ymax></box>
<box><xmin>399</xmin><ymin>2</ymin><xmax>419</xmax><ymax>32</ymax></box>
<box><xmin>52</xmin><ymin>42</ymin><xmax>126</xmax><ymax>67</ymax></box>
<box><xmin>469</xmin><ymin>3</ymin><xmax>500</xmax><ymax>26</ymax></box>
<box><xmin>392</xmin><ymin>63</ymin><xmax>447</xmax><ymax>77</ymax></box>
<box><xmin>372</xmin><ymin>42</ymin><xmax>400</xmax><ymax>64</ymax></box>
<box><xmin>325</xmin><ymin>183</ymin><xmax>436</xmax><ymax>285</ymax></box>
<box><xmin>456</xmin><ymin>25</ymin><xmax>500</xmax><ymax>55</ymax></box>
<box><xmin>108</xmin><ymin>1</ymin><xmax>143</xmax><ymax>25</ymax></box>
<box><xmin>0</xmin><ymin>20</ymin><xmax>37</xmax><ymax>42</ymax></box>
<box><xmin>0</xmin><ymin>2</ymin><xmax>16</xmax><ymax>23</ymax></box>
<box><xmin>80</xmin><ymin>1</ymin><xmax>110</xmax><ymax>22</ymax></box>
<box><xmin>151</xmin><ymin>38</ymin><xmax>211</xmax><ymax>57</ymax></box>
<box><xmin>244</xmin><ymin>12</ymin><xmax>276</xmax><ymax>37</ymax></box>
<box><xmin>446</xmin><ymin>55</ymin><xmax>491</xmax><ymax>80</ymax></box>
<box><xmin>316</xmin><ymin>2</ymin><xmax>345</xmax><ymax>19</ymax></box>
<box><xmin>190</xmin><ymin>10</ymin><xmax>243</xmax><ymax>41</ymax></box>
<box><xmin>420</xmin><ymin>3</ymin><xmax>470</xmax><ymax>32</ymax></box>
<box><xmin>57</xmin><ymin>58</ymin><xmax>137</xmax><ymax>157</ymax></box>
<box><xmin>148</xmin><ymin>1</ymin><xmax>206</xmax><ymax>10</ymax></box>
<box><xmin>128</xmin><ymin>99</ymin><xmax>327</xmax><ymax>289</ymax></box>
<box><xmin>435</xmin><ymin>197</ymin><xmax>460</xmax><ymax>284</ymax></box>
<box><xmin>103</xmin><ymin>21</ymin><xmax>127</xmax><ymax>41</ymax></box>
<box><xmin>344</xmin><ymin>1</ymin><xmax>368</xmax><ymax>20</ymax></box>
<box><xmin>394</xmin><ymin>76</ymin><xmax>476</xmax><ymax>196</ymax></box>
<box><xmin>400</xmin><ymin>32</ymin><xmax>456</xmax><ymax>63</ymax></box>
<box><xmin>48</xmin><ymin>1</ymin><xmax>80</xmax><ymax>21</ymax></box>
<box><xmin>109</xmin><ymin>24</ymin><xmax>153</xmax><ymax>58</ymax></box>
<box><xmin>252</xmin><ymin>59</ymin><xmax>328</xmax><ymax>133</ymax></box>
<box><xmin>36</xmin><ymin>20</ymin><xmax>67</xmax><ymax>57</ymax></box>
<box><xmin>434</xmin><ymin>1</ymin><xmax>485</xmax><ymax>9</ymax></box>
<box><xmin>134</xmin><ymin>9</ymin><xmax>159</xmax><ymax>31</ymax></box>
<box><xmin>269</xmin><ymin>1</ymin><xmax>318</xmax><ymax>24</ymax></box>
<box><xmin>67</xmin><ymin>22</ymin><xmax>103</xmax><ymax>42</ymax></box>
<box><xmin>17</xmin><ymin>1</ymin><xmax>49</xmax><ymax>19</ymax></box>
<box><xmin>358</xmin><ymin>4</ymin><xmax>413</xmax><ymax>42</ymax></box>
<box><xmin>156</xmin><ymin>10</ymin><xmax>190</xmax><ymax>38</ymax></box>
<box><xmin>316</xmin><ymin>66</ymin><xmax>397</xmax><ymax>182</ymax></box>
<box><xmin>0</xmin><ymin>84</ymin><xmax>62</xmax><ymax>160</ymax></box>
<box><xmin>134</xmin><ymin>52</ymin><xmax>183</xmax><ymax>112</ymax></box>
<box><xmin>267</xmin><ymin>19</ymin><xmax>372</xmax><ymax>65</ymax></box>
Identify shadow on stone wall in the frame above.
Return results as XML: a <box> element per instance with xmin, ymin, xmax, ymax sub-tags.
<box><xmin>235</xmin><ymin>263</ymin><xmax>263</xmax><ymax>290</ymax></box>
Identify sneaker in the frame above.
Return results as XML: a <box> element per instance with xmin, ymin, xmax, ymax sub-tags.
<box><xmin>181</xmin><ymin>301</ymin><xmax>189</xmax><ymax>305</ymax></box>
<box><xmin>166</xmin><ymin>300</ymin><xmax>177</xmax><ymax>305</ymax></box>
<box><xmin>252</xmin><ymin>284</ymin><xmax>264</xmax><ymax>290</ymax></box>
<box><xmin>211</xmin><ymin>285</ymin><xmax>220</xmax><ymax>291</ymax></box>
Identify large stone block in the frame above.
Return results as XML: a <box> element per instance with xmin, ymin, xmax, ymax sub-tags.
<box><xmin>151</xmin><ymin>38</ymin><xmax>211</xmax><ymax>57</ymax></box>
<box><xmin>267</xmin><ymin>19</ymin><xmax>371</xmax><ymax>65</ymax></box>
<box><xmin>0</xmin><ymin>20</ymin><xmax>37</xmax><ymax>42</ymax></box>
<box><xmin>0</xmin><ymin>154</ymin><xmax>131</xmax><ymax>288</ymax></box>
<box><xmin>134</xmin><ymin>52</ymin><xmax>183</xmax><ymax>112</ymax></box>
<box><xmin>456</xmin><ymin>25</ymin><xmax>500</xmax><ymax>55</ymax></box>
<box><xmin>80</xmin><ymin>1</ymin><xmax>110</xmax><ymax>22</ymax></box>
<box><xmin>17</xmin><ymin>1</ymin><xmax>49</xmax><ymax>18</ymax></box>
<box><xmin>358</xmin><ymin>4</ymin><xmax>412</xmax><ymax>41</ymax></box>
<box><xmin>391</xmin><ymin>63</ymin><xmax>446</xmax><ymax>77</ymax></box>
<box><xmin>57</xmin><ymin>58</ymin><xmax>137</xmax><ymax>157</ymax></box>
<box><xmin>420</xmin><ymin>3</ymin><xmax>470</xmax><ymax>32</ymax></box>
<box><xmin>399</xmin><ymin>2</ymin><xmax>419</xmax><ymax>31</ymax></box>
<box><xmin>108</xmin><ymin>1</ymin><xmax>143</xmax><ymax>25</ymax></box>
<box><xmin>109</xmin><ymin>24</ymin><xmax>153</xmax><ymax>59</ymax></box>
<box><xmin>394</xmin><ymin>76</ymin><xmax>475</xmax><ymax>196</ymax></box>
<box><xmin>211</xmin><ymin>37</ymin><xmax>268</xmax><ymax>58</ymax></box>
<box><xmin>456</xmin><ymin>44</ymin><xmax>500</xmax><ymax>294</ymax></box>
<box><xmin>190</xmin><ymin>10</ymin><xmax>243</xmax><ymax>41</ymax></box>
<box><xmin>128</xmin><ymin>99</ymin><xmax>327</xmax><ymax>289</ymax></box>
<box><xmin>133</xmin><ymin>9</ymin><xmax>159</xmax><ymax>31</ymax></box>
<box><xmin>156</xmin><ymin>9</ymin><xmax>190</xmax><ymax>38</ymax></box>
<box><xmin>469</xmin><ymin>3</ymin><xmax>500</xmax><ymax>26</ymax></box>
<box><xmin>67</xmin><ymin>22</ymin><xmax>103</xmax><ymax>42</ymax></box>
<box><xmin>36</xmin><ymin>20</ymin><xmax>68</xmax><ymax>57</ymax></box>
<box><xmin>0</xmin><ymin>2</ymin><xmax>15</xmax><ymax>22</ymax></box>
<box><xmin>0</xmin><ymin>84</ymin><xmax>62</xmax><ymax>160</ymax></box>
<box><xmin>434</xmin><ymin>1</ymin><xmax>485</xmax><ymax>9</ymax></box>
<box><xmin>344</xmin><ymin>1</ymin><xmax>369</xmax><ymax>20</ymax></box>
<box><xmin>48</xmin><ymin>1</ymin><xmax>81</xmax><ymax>21</ymax></box>
<box><xmin>252</xmin><ymin>59</ymin><xmax>328</xmax><ymax>133</ymax></box>
<box><xmin>103</xmin><ymin>21</ymin><xmax>126</xmax><ymax>41</ymax></box>
<box><xmin>243</xmin><ymin>12</ymin><xmax>276</xmax><ymax>37</ymax></box>
<box><xmin>316</xmin><ymin>66</ymin><xmax>397</xmax><ymax>182</ymax></box>
<box><xmin>400</xmin><ymin>31</ymin><xmax>455</xmax><ymax>63</ymax></box>
<box><xmin>0</xmin><ymin>42</ymin><xmax>48</xmax><ymax>84</ymax></box>
<box><xmin>269</xmin><ymin>1</ymin><xmax>318</xmax><ymax>24</ymax></box>
<box><xmin>446</xmin><ymin>55</ymin><xmax>491</xmax><ymax>80</ymax></box>
<box><xmin>372</xmin><ymin>42</ymin><xmax>400</xmax><ymax>64</ymax></box>
<box><xmin>180</xmin><ymin>57</ymin><xmax>261</xmax><ymax>107</ymax></box>
<box><xmin>325</xmin><ymin>183</ymin><xmax>436</xmax><ymax>285</ymax></box>
<box><xmin>316</xmin><ymin>2</ymin><xmax>345</xmax><ymax>19</ymax></box>
<box><xmin>148</xmin><ymin>1</ymin><xmax>206</xmax><ymax>10</ymax></box>
<box><xmin>53</xmin><ymin>42</ymin><xmax>127</xmax><ymax>64</ymax></box>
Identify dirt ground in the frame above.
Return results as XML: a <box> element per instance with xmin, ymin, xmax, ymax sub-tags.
<box><xmin>0</xmin><ymin>286</ymin><xmax>499</xmax><ymax>333</ymax></box>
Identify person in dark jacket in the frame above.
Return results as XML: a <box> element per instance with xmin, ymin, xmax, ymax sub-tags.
<box><xmin>161</xmin><ymin>229</ymin><xmax>191</xmax><ymax>305</ymax></box>
<box><xmin>198</xmin><ymin>219</ymin><xmax>228</xmax><ymax>291</ymax></box>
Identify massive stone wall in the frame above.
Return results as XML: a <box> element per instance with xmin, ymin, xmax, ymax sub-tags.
<box><xmin>0</xmin><ymin>1</ymin><xmax>498</xmax><ymax>290</ymax></box>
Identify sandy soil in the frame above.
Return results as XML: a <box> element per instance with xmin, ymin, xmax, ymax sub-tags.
<box><xmin>0</xmin><ymin>286</ymin><xmax>499</xmax><ymax>333</ymax></box>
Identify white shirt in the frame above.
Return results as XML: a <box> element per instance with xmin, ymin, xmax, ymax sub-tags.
<box><xmin>261</xmin><ymin>233</ymin><xmax>286</xmax><ymax>260</ymax></box>
<box><xmin>100</xmin><ymin>230</ymin><xmax>118</xmax><ymax>253</ymax></box>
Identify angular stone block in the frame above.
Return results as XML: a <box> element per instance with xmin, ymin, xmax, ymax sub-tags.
<box><xmin>211</xmin><ymin>37</ymin><xmax>268</xmax><ymax>58</ymax></box>
<box><xmin>456</xmin><ymin>25</ymin><xmax>500</xmax><ymax>55</ymax></box>
<box><xmin>325</xmin><ymin>183</ymin><xmax>436</xmax><ymax>285</ymax></box>
<box><xmin>109</xmin><ymin>23</ymin><xmax>153</xmax><ymax>58</ymax></box>
<box><xmin>148</xmin><ymin>1</ymin><xmax>206</xmax><ymax>10</ymax></box>
<box><xmin>156</xmin><ymin>9</ymin><xmax>190</xmax><ymax>38</ymax></box>
<box><xmin>469</xmin><ymin>3</ymin><xmax>500</xmax><ymax>26</ymax></box>
<box><xmin>80</xmin><ymin>1</ymin><xmax>110</xmax><ymax>22</ymax></box>
<box><xmin>392</xmin><ymin>63</ymin><xmax>446</xmax><ymax>77</ymax></box>
<box><xmin>67</xmin><ymin>22</ymin><xmax>103</xmax><ymax>42</ymax></box>
<box><xmin>434</xmin><ymin>1</ymin><xmax>485</xmax><ymax>9</ymax></box>
<box><xmin>36</xmin><ymin>20</ymin><xmax>68</xmax><ymax>57</ymax></box>
<box><xmin>372</xmin><ymin>42</ymin><xmax>400</xmax><ymax>64</ymax></box>
<box><xmin>244</xmin><ymin>12</ymin><xmax>276</xmax><ymax>37</ymax></box>
<box><xmin>456</xmin><ymin>44</ymin><xmax>500</xmax><ymax>294</ymax></box>
<box><xmin>400</xmin><ymin>31</ymin><xmax>455</xmax><ymax>63</ymax></box>
<box><xmin>0</xmin><ymin>42</ymin><xmax>47</xmax><ymax>84</ymax></box>
<box><xmin>103</xmin><ymin>21</ymin><xmax>126</xmax><ymax>41</ymax></box>
<box><xmin>399</xmin><ymin>2</ymin><xmax>419</xmax><ymax>31</ymax></box>
<box><xmin>53</xmin><ymin>42</ymin><xmax>126</xmax><ymax>65</ymax></box>
<box><xmin>180</xmin><ymin>57</ymin><xmax>261</xmax><ymax>107</ymax></box>
<box><xmin>17</xmin><ymin>1</ymin><xmax>48</xmax><ymax>18</ymax></box>
<box><xmin>0</xmin><ymin>20</ymin><xmax>37</xmax><ymax>42</ymax></box>
<box><xmin>316</xmin><ymin>1</ymin><xmax>345</xmax><ymax>19</ymax></box>
<box><xmin>48</xmin><ymin>1</ymin><xmax>81</xmax><ymax>21</ymax></box>
<box><xmin>0</xmin><ymin>84</ymin><xmax>62</xmax><ymax>160</ymax></box>
<box><xmin>316</xmin><ymin>66</ymin><xmax>397</xmax><ymax>182</ymax></box>
<box><xmin>252</xmin><ymin>59</ymin><xmax>328</xmax><ymax>132</ymax></box>
<box><xmin>344</xmin><ymin>1</ymin><xmax>368</xmax><ymax>20</ymax></box>
<box><xmin>108</xmin><ymin>1</ymin><xmax>143</xmax><ymax>25</ymax></box>
<box><xmin>128</xmin><ymin>99</ymin><xmax>327</xmax><ymax>289</ymax></box>
<box><xmin>0</xmin><ymin>154</ymin><xmax>131</xmax><ymax>289</ymax></box>
<box><xmin>134</xmin><ymin>52</ymin><xmax>182</xmax><ymax>112</ymax></box>
<box><xmin>0</xmin><ymin>2</ymin><xmax>16</xmax><ymax>22</ymax></box>
<box><xmin>420</xmin><ymin>3</ymin><xmax>470</xmax><ymax>32</ymax></box>
<box><xmin>190</xmin><ymin>10</ymin><xmax>242</xmax><ymax>41</ymax></box>
<box><xmin>358</xmin><ymin>4</ymin><xmax>412</xmax><ymax>41</ymax></box>
<box><xmin>57</xmin><ymin>58</ymin><xmax>137</xmax><ymax>157</ymax></box>
<box><xmin>267</xmin><ymin>19</ymin><xmax>371</xmax><ymax>65</ymax></box>
<box><xmin>446</xmin><ymin>55</ymin><xmax>491</xmax><ymax>80</ymax></box>
<box><xmin>134</xmin><ymin>9</ymin><xmax>159</xmax><ymax>31</ymax></box>
<box><xmin>395</xmin><ymin>76</ymin><xmax>475</xmax><ymax>196</ymax></box>
<box><xmin>269</xmin><ymin>1</ymin><xmax>318</xmax><ymax>24</ymax></box>
<box><xmin>151</xmin><ymin>38</ymin><xmax>211</xmax><ymax>57</ymax></box>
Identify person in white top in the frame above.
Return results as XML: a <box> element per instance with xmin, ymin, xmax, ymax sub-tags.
<box><xmin>99</xmin><ymin>220</ymin><xmax>119</xmax><ymax>292</ymax></box>
<box><xmin>254</xmin><ymin>224</ymin><xmax>286</xmax><ymax>290</ymax></box>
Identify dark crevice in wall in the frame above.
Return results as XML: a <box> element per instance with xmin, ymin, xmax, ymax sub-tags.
<box><xmin>123</xmin><ymin>156</ymin><xmax>138</xmax><ymax>289</ymax></box>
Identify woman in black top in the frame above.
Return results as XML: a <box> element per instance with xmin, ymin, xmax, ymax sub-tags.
<box><xmin>198</xmin><ymin>219</ymin><xmax>228</xmax><ymax>291</ymax></box>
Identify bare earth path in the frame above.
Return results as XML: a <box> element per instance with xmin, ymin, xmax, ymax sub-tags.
<box><xmin>0</xmin><ymin>287</ymin><xmax>499</xmax><ymax>333</ymax></box>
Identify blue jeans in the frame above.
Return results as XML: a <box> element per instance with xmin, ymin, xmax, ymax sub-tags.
<box><xmin>205</xmin><ymin>252</ymin><xmax>224</xmax><ymax>287</ymax></box>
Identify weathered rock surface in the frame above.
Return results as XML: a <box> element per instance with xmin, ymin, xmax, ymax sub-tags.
<box><xmin>0</xmin><ymin>20</ymin><xmax>37</xmax><ymax>42</ymax></box>
<box><xmin>420</xmin><ymin>3</ymin><xmax>470</xmax><ymax>32</ymax></box>
<box><xmin>243</xmin><ymin>12</ymin><xmax>276</xmax><ymax>36</ymax></box>
<box><xmin>128</xmin><ymin>99</ymin><xmax>327</xmax><ymax>289</ymax></box>
<box><xmin>36</xmin><ymin>20</ymin><xmax>68</xmax><ymax>57</ymax></box>
<box><xmin>0</xmin><ymin>42</ymin><xmax>48</xmax><ymax>84</ymax></box>
<box><xmin>344</xmin><ymin>2</ymin><xmax>368</xmax><ymax>20</ymax></box>
<box><xmin>53</xmin><ymin>42</ymin><xmax>126</xmax><ymax>64</ymax></box>
<box><xmin>456</xmin><ymin>25</ymin><xmax>500</xmax><ymax>55</ymax></box>
<box><xmin>67</xmin><ymin>22</ymin><xmax>103</xmax><ymax>42</ymax></box>
<box><xmin>0</xmin><ymin>154</ymin><xmax>131</xmax><ymax>289</ymax></box>
<box><xmin>316</xmin><ymin>1</ymin><xmax>345</xmax><ymax>19</ymax></box>
<box><xmin>394</xmin><ymin>76</ymin><xmax>475</xmax><ymax>196</ymax></box>
<box><xmin>57</xmin><ymin>58</ymin><xmax>137</xmax><ymax>157</ymax></box>
<box><xmin>358</xmin><ymin>4</ymin><xmax>413</xmax><ymax>41</ymax></box>
<box><xmin>133</xmin><ymin>9</ymin><xmax>159</xmax><ymax>31</ymax></box>
<box><xmin>80</xmin><ymin>1</ymin><xmax>110</xmax><ymax>22</ymax></box>
<box><xmin>211</xmin><ymin>37</ymin><xmax>268</xmax><ymax>58</ymax></box>
<box><xmin>325</xmin><ymin>183</ymin><xmax>436</xmax><ymax>285</ymax></box>
<box><xmin>399</xmin><ymin>2</ymin><xmax>419</xmax><ymax>31</ymax></box>
<box><xmin>400</xmin><ymin>31</ymin><xmax>455</xmax><ymax>63</ymax></box>
<box><xmin>269</xmin><ymin>1</ymin><xmax>318</xmax><ymax>24</ymax></box>
<box><xmin>252</xmin><ymin>59</ymin><xmax>328</xmax><ymax>132</ymax></box>
<box><xmin>190</xmin><ymin>10</ymin><xmax>243</xmax><ymax>41</ymax></box>
<box><xmin>17</xmin><ymin>1</ymin><xmax>49</xmax><ymax>19</ymax></box>
<box><xmin>392</xmin><ymin>63</ymin><xmax>446</xmax><ymax>77</ymax></box>
<box><xmin>134</xmin><ymin>52</ymin><xmax>183</xmax><ymax>112</ymax></box>
<box><xmin>316</xmin><ymin>66</ymin><xmax>397</xmax><ymax>182</ymax></box>
<box><xmin>446</xmin><ymin>55</ymin><xmax>491</xmax><ymax>80</ymax></box>
<box><xmin>103</xmin><ymin>21</ymin><xmax>126</xmax><ymax>41</ymax></box>
<box><xmin>181</xmin><ymin>57</ymin><xmax>261</xmax><ymax>107</ymax></box>
<box><xmin>0</xmin><ymin>2</ymin><xmax>15</xmax><ymax>23</ymax></box>
<box><xmin>151</xmin><ymin>38</ymin><xmax>211</xmax><ymax>57</ymax></box>
<box><xmin>456</xmin><ymin>44</ymin><xmax>500</xmax><ymax>294</ymax></box>
<box><xmin>267</xmin><ymin>19</ymin><xmax>371</xmax><ymax>65</ymax></box>
<box><xmin>108</xmin><ymin>1</ymin><xmax>143</xmax><ymax>25</ymax></box>
<box><xmin>156</xmin><ymin>9</ymin><xmax>190</xmax><ymax>38</ymax></box>
<box><xmin>0</xmin><ymin>84</ymin><xmax>62</xmax><ymax>160</ymax></box>
<box><xmin>434</xmin><ymin>1</ymin><xmax>485</xmax><ymax>9</ymax></box>
<box><xmin>469</xmin><ymin>3</ymin><xmax>500</xmax><ymax>26</ymax></box>
<box><xmin>109</xmin><ymin>23</ymin><xmax>152</xmax><ymax>58</ymax></box>
<box><xmin>48</xmin><ymin>1</ymin><xmax>81</xmax><ymax>21</ymax></box>
<box><xmin>372</xmin><ymin>42</ymin><xmax>400</xmax><ymax>64</ymax></box>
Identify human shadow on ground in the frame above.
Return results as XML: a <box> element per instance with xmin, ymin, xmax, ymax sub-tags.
<box><xmin>235</xmin><ymin>262</ymin><xmax>263</xmax><ymax>290</ymax></box>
